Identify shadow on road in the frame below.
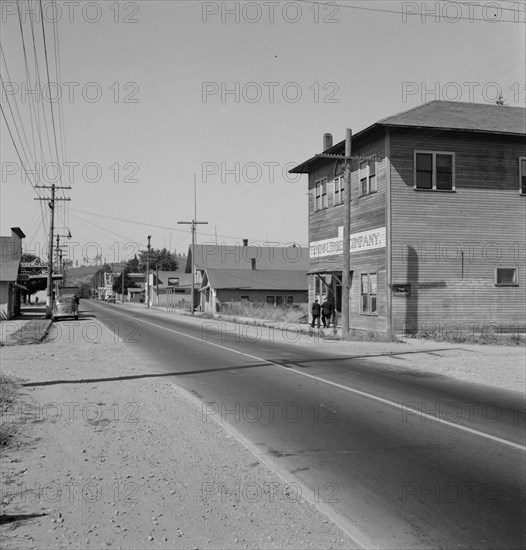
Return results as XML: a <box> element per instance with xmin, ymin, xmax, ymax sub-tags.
<box><xmin>21</xmin><ymin>362</ymin><xmax>272</xmax><ymax>387</ymax></box>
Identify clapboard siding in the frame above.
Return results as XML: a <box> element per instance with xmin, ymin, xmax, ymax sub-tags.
<box><xmin>390</xmin><ymin>128</ymin><xmax>526</xmax><ymax>331</ymax></box>
<box><xmin>309</xmin><ymin>133</ymin><xmax>387</xmax><ymax>273</ymax></box>
<box><xmin>349</xmin><ymin>251</ymin><xmax>387</xmax><ymax>331</ymax></box>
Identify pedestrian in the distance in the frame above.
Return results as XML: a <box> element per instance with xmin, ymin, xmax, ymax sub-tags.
<box><xmin>311</xmin><ymin>299</ymin><xmax>321</xmax><ymax>328</ymax></box>
<box><xmin>321</xmin><ymin>297</ymin><xmax>333</xmax><ymax>328</ymax></box>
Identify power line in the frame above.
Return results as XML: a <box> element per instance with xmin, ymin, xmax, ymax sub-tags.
<box><xmin>294</xmin><ymin>0</ymin><xmax>525</xmax><ymax>22</ymax></box>
<box><xmin>68</xmin><ymin>207</ymin><xmax>307</xmax><ymax>247</ymax></box>
<box><xmin>38</xmin><ymin>0</ymin><xmax>63</xmax><ymax>190</ymax></box>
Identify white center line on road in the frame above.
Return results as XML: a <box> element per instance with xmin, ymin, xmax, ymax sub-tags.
<box><xmin>97</xmin><ymin>305</ymin><xmax>526</xmax><ymax>452</ymax></box>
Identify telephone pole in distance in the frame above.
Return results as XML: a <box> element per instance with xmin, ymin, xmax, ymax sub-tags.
<box><xmin>177</xmin><ymin>219</ymin><xmax>208</xmax><ymax>314</ymax></box>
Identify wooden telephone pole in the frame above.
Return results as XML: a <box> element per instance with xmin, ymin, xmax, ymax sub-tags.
<box><xmin>146</xmin><ymin>236</ymin><xmax>151</xmax><ymax>308</ymax></box>
<box><xmin>34</xmin><ymin>184</ymin><xmax>71</xmax><ymax>318</ymax></box>
<box><xmin>316</xmin><ymin>129</ymin><xmax>378</xmax><ymax>340</ymax></box>
<box><xmin>177</xmin><ymin>220</ymin><xmax>208</xmax><ymax>314</ymax></box>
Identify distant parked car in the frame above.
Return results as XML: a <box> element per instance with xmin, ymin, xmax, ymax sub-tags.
<box><xmin>52</xmin><ymin>296</ymin><xmax>79</xmax><ymax>321</ymax></box>
<box><xmin>106</xmin><ymin>296</ymin><xmax>116</xmax><ymax>303</ymax></box>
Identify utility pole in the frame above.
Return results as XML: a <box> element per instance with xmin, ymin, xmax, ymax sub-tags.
<box><xmin>315</xmin><ymin>129</ymin><xmax>378</xmax><ymax>340</ymax></box>
<box><xmin>121</xmin><ymin>265</ymin><xmax>125</xmax><ymax>303</ymax></box>
<box><xmin>155</xmin><ymin>262</ymin><xmax>160</xmax><ymax>306</ymax></box>
<box><xmin>146</xmin><ymin>235</ymin><xmax>151</xmax><ymax>308</ymax></box>
<box><xmin>34</xmin><ymin>183</ymin><xmax>71</xmax><ymax>318</ymax></box>
<box><xmin>342</xmin><ymin>129</ymin><xmax>352</xmax><ymax>340</ymax></box>
<box><xmin>177</xmin><ymin>219</ymin><xmax>208</xmax><ymax>314</ymax></box>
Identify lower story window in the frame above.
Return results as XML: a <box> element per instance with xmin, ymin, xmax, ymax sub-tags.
<box><xmin>496</xmin><ymin>267</ymin><xmax>518</xmax><ymax>286</ymax></box>
<box><xmin>361</xmin><ymin>273</ymin><xmax>377</xmax><ymax>314</ymax></box>
<box><xmin>267</xmin><ymin>295</ymin><xmax>294</xmax><ymax>306</ymax></box>
<box><xmin>520</xmin><ymin>157</ymin><xmax>526</xmax><ymax>194</ymax></box>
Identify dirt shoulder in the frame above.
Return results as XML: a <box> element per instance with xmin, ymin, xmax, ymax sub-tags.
<box><xmin>0</xmin><ymin>319</ymin><xmax>358</xmax><ymax>550</ymax></box>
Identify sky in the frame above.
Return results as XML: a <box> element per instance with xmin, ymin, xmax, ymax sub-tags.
<box><xmin>1</xmin><ymin>0</ymin><xmax>525</xmax><ymax>268</ymax></box>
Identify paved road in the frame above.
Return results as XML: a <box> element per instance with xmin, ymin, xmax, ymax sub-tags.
<box><xmin>80</xmin><ymin>300</ymin><xmax>525</xmax><ymax>549</ymax></box>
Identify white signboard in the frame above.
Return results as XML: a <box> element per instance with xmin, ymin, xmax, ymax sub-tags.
<box><xmin>310</xmin><ymin>227</ymin><xmax>386</xmax><ymax>259</ymax></box>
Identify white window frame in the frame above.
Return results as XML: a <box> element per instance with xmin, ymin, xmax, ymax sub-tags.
<box><xmin>520</xmin><ymin>157</ymin><xmax>526</xmax><ymax>195</ymax></box>
<box><xmin>495</xmin><ymin>267</ymin><xmax>518</xmax><ymax>286</ymax></box>
<box><xmin>314</xmin><ymin>178</ymin><xmax>328</xmax><ymax>211</ymax></box>
<box><xmin>333</xmin><ymin>175</ymin><xmax>345</xmax><ymax>205</ymax></box>
<box><xmin>359</xmin><ymin>161</ymin><xmax>377</xmax><ymax>196</ymax></box>
<box><xmin>414</xmin><ymin>150</ymin><xmax>455</xmax><ymax>191</ymax></box>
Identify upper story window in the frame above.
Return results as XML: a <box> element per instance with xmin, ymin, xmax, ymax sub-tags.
<box><xmin>315</xmin><ymin>179</ymin><xmax>328</xmax><ymax>210</ymax></box>
<box><xmin>333</xmin><ymin>175</ymin><xmax>344</xmax><ymax>205</ymax></box>
<box><xmin>520</xmin><ymin>157</ymin><xmax>526</xmax><ymax>195</ymax></box>
<box><xmin>359</xmin><ymin>161</ymin><xmax>377</xmax><ymax>196</ymax></box>
<box><xmin>415</xmin><ymin>151</ymin><xmax>455</xmax><ymax>191</ymax></box>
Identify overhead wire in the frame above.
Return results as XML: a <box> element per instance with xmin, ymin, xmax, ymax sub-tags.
<box><xmin>68</xmin><ymin>207</ymin><xmax>307</xmax><ymax>247</ymax></box>
<box><xmin>38</xmin><ymin>0</ymin><xmax>64</xmax><ymax>192</ymax></box>
<box><xmin>17</xmin><ymin>0</ymin><xmax>51</xmax><ymax>241</ymax></box>
<box><xmin>294</xmin><ymin>0</ymin><xmax>524</xmax><ymax>22</ymax></box>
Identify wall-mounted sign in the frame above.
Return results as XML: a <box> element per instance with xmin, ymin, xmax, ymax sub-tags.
<box><xmin>310</xmin><ymin>227</ymin><xmax>386</xmax><ymax>259</ymax></box>
<box><xmin>168</xmin><ymin>277</ymin><xmax>180</xmax><ymax>286</ymax></box>
<box><xmin>392</xmin><ymin>284</ymin><xmax>411</xmax><ymax>296</ymax></box>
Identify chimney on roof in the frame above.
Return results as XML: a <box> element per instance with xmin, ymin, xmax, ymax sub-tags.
<box><xmin>323</xmin><ymin>133</ymin><xmax>333</xmax><ymax>151</ymax></box>
<box><xmin>243</xmin><ymin>239</ymin><xmax>248</xmax><ymax>247</ymax></box>
<box><xmin>251</xmin><ymin>258</ymin><xmax>256</xmax><ymax>270</ymax></box>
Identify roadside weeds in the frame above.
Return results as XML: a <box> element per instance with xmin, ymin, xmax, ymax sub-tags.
<box><xmin>0</xmin><ymin>374</ymin><xmax>20</xmax><ymax>448</ymax></box>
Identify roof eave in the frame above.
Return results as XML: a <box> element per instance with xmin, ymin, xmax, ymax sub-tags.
<box><xmin>289</xmin><ymin>119</ymin><xmax>526</xmax><ymax>175</ymax></box>
<box><xmin>289</xmin><ymin>124</ymin><xmax>383</xmax><ymax>174</ymax></box>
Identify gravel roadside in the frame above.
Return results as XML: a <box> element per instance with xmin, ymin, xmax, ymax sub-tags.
<box><xmin>0</xmin><ymin>318</ymin><xmax>359</xmax><ymax>550</ymax></box>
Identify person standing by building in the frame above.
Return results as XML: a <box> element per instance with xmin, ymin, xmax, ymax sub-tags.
<box><xmin>321</xmin><ymin>296</ymin><xmax>333</xmax><ymax>328</ymax></box>
<box><xmin>311</xmin><ymin>299</ymin><xmax>321</xmax><ymax>328</ymax></box>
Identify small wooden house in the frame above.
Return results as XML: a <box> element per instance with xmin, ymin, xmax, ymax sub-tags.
<box><xmin>185</xmin><ymin>242</ymin><xmax>308</xmax><ymax>313</ymax></box>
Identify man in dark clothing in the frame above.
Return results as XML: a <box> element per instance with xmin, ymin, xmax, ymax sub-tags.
<box><xmin>321</xmin><ymin>297</ymin><xmax>333</xmax><ymax>328</ymax></box>
<box><xmin>311</xmin><ymin>299</ymin><xmax>321</xmax><ymax>328</ymax></box>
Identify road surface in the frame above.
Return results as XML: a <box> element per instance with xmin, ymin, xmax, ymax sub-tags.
<box><xmin>79</xmin><ymin>300</ymin><xmax>525</xmax><ymax>549</ymax></box>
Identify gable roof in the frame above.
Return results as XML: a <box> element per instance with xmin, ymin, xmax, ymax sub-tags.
<box><xmin>186</xmin><ymin>244</ymin><xmax>308</xmax><ymax>272</ymax></box>
<box><xmin>290</xmin><ymin>100</ymin><xmax>526</xmax><ymax>173</ymax></box>
<box><xmin>202</xmin><ymin>268</ymin><xmax>307</xmax><ymax>291</ymax></box>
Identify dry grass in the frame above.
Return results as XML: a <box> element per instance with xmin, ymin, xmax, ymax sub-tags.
<box><xmin>0</xmin><ymin>373</ymin><xmax>19</xmax><ymax>449</ymax></box>
<box><xmin>220</xmin><ymin>303</ymin><xmax>309</xmax><ymax>324</ymax></box>
<box><xmin>411</xmin><ymin>327</ymin><xmax>526</xmax><ymax>346</ymax></box>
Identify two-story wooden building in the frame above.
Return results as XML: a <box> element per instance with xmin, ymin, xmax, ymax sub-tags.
<box><xmin>290</xmin><ymin>100</ymin><xmax>526</xmax><ymax>336</ymax></box>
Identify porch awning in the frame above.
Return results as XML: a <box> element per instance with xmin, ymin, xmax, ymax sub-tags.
<box><xmin>308</xmin><ymin>267</ymin><xmax>342</xmax><ymax>275</ymax></box>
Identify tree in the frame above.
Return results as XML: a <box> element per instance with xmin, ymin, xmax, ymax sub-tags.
<box><xmin>138</xmin><ymin>248</ymin><xmax>178</xmax><ymax>272</ymax></box>
<box><xmin>112</xmin><ymin>267</ymin><xmax>138</xmax><ymax>295</ymax></box>
<box><xmin>20</xmin><ymin>253</ymin><xmax>44</xmax><ymax>303</ymax></box>
<box><xmin>126</xmin><ymin>254</ymin><xmax>140</xmax><ymax>273</ymax></box>
<box><xmin>21</xmin><ymin>252</ymin><xmax>40</xmax><ymax>263</ymax></box>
